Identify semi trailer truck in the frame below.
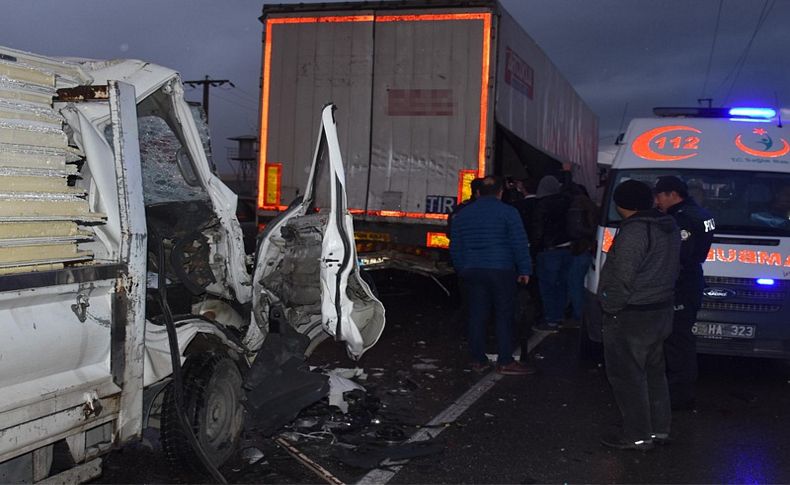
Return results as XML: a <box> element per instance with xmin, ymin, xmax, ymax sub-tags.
<box><xmin>257</xmin><ymin>0</ymin><xmax>598</xmax><ymax>276</ymax></box>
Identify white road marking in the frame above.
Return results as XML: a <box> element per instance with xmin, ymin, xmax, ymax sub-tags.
<box><xmin>356</xmin><ymin>331</ymin><xmax>550</xmax><ymax>485</ymax></box>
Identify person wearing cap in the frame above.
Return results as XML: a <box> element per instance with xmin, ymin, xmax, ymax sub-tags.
<box><xmin>654</xmin><ymin>175</ymin><xmax>715</xmax><ymax>410</ymax></box>
<box><xmin>598</xmin><ymin>179</ymin><xmax>680</xmax><ymax>451</ymax></box>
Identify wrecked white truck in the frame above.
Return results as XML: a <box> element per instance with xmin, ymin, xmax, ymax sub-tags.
<box><xmin>0</xmin><ymin>45</ymin><xmax>384</xmax><ymax>483</ymax></box>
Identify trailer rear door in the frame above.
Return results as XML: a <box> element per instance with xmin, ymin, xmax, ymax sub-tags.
<box><xmin>260</xmin><ymin>9</ymin><xmax>493</xmax><ymax>220</ymax></box>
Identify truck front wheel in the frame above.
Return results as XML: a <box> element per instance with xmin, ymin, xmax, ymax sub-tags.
<box><xmin>160</xmin><ymin>354</ymin><xmax>244</xmax><ymax>472</ymax></box>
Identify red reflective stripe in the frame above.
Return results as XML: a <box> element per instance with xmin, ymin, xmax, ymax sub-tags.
<box><xmin>267</xmin><ymin>15</ymin><xmax>375</xmax><ymax>24</ymax></box>
<box><xmin>260</xmin><ymin>12</ymin><xmax>492</xmax><ymax>207</ymax></box>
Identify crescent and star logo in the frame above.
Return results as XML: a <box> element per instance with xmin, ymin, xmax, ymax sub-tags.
<box><xmin>734</xmin><ymin>128</ymin><xmax>790</xmax><ymax>158</ymax></box>
<box><xmin>631</xmin><ymin>125</ymin><xmax>701</xmax><ymax>161</ymax></box>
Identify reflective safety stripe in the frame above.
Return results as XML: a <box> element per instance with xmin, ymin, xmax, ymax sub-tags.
<box><xmin>458</xmin><ymin>169</ymin><xmax>477</xmax><ymax>204</ymax></box>
<box><xmin>262</xmin><ymin>162</ymin><xmax>281</xmax><ymax>209</ymax></box>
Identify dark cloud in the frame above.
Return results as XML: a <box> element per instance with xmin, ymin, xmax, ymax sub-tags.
<box><xmin>5</xmin><ymin>0</ymin><xmax>789</xmax><ymax>168</ymax></box>
<box><xmin>509</xmin><ymin>0</ymin><xmax>790</xmax><ymax>145</ymax></box>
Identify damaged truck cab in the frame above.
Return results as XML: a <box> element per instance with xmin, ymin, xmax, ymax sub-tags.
<box><xmin>0</xmin><ymin>45</ymin><xmax>383</xmax><ymax>483</ymax></box>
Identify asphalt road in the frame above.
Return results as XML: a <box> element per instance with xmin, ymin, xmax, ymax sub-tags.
<box><xmin>96</xmin><ymin>270</ymin><xmax>790</xmax><ymax>484</ymax></box>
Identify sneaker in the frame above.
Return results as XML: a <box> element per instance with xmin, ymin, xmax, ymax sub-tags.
<box><xmin>651</xmin><ymin>433</ymin><xmax>673</xmax><ymax>445</ymax></box>
<box><xmin>561</xmin><ymin>318</ymin><xmax>581</xmax><ymax>329</ymax></box>
<box><xmin>470</xmin><ymin>361</ymin><xmax>492</xmax><ymax>374</ymax></box>
<box><xmin>532</xmin><ymin>322</ymin><xmax>560</xmax><ymax>333</ymax></box>
<box><xmin>495</xmin><ymin>361</ymin><xmax>537</xmax><ymax>376</ymax></box>
<box><xmin>600</xmin><ymin>433</ymin><xmax>654</xmax><ymax>452</ymax></box>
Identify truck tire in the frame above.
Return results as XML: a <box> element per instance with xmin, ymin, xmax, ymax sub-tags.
<box><xmin>160</xmin><ymin>354</ymin><xmax>244</xmax><ymax>472</ymax></box>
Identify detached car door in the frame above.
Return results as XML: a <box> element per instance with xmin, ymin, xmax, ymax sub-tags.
<box><xmin>253</xmin><ymin>104</ymin><xmax>385</xmax><ymax>359</ymax></box>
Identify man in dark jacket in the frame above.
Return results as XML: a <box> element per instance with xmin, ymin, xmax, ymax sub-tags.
<box><xmin>598</xmin><ymin>180</ymin><xmax>680</xmax><ymax>451</ymax></box>
<box><xmin>450</xmin><ymin>176</ymin><xmax>534</xmax><ymax>376</ymax></box>
<box><xmin>531</xmin><ymin>175</ymin><xmax>572</xmax><ymax>331</ymax></box>
<box><xmin>654</xmin><ymin>176</ymin><xmax>715</xmax><ymax>410</ymax></box>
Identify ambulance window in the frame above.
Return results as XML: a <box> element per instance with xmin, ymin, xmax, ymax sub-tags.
<box><xmin>606</xmin><ymin>170</ymin><xmax>790</xmax><ymax>236</ymax></box>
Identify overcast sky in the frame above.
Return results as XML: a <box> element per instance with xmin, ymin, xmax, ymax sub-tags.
<box><xmin>5</xmin><ymin>0</ymin><xmax>790</xmax><ymax>172</ymax></box>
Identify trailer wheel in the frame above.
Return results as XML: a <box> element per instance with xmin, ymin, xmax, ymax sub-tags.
<box><xmin>160</xmin><ymin>354</ymin><xmax>244</xmax><ymax>472</ymax></box>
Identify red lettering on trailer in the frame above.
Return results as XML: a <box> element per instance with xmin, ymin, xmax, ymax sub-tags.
<box><xmin>388</xmin><ymin>89</ymin><xmax>453</xmax><ymax>116</ymax></box>
<box><xmin>504</xmin><ymin>47</ymin><xmax>534</xmax><ymax>99</ymax></box>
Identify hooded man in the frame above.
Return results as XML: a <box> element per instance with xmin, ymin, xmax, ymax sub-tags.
<box><xmin>598</xmin><ymin>179</ymin><xmax>681</xmax><ymax>451</ymax></box>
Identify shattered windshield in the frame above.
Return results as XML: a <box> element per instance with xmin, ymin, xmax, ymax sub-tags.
<box><xmin>137</xmin><ymin>115</ymin><xmax>209</xmax><ymax>205</ymax></box>
<box><xmin>606</xmin><ymin>169</ymin><xmax>790</xmax><ymax>237</ymax></box>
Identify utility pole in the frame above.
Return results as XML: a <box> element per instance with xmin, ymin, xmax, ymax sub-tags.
<box><xmin>184</xmin><ymin>75</ymin><xmax>234</xmax><ymax>121</ymax></box>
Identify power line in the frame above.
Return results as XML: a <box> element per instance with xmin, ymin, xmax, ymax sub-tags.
<box><xmin>211</xmin><ymin>90</ymin><xmax>258</xmax><ymax>116</ymax></box>
<box><xmin>217</xmin><ymin>85</ymin><xmax>259</xmax><ymax>104</ymax></box>
<box><xmin>713</xmin><ymin>0</ymin><xmax>775</xmax><ymax>105</ymax></box>
<box><xmin>183</xmin><ymin>76</ymin><xmax>234</xmax><ymax>120</ymax></box>
<box><xmin>723</xmin><ymin>0</ymin><xmax>775</xmax><ymax>104</ymax></box>
<box><xmin>700</xmin><ymin>0</ymin><xmax>723</xmax><ymax>99</ymax></box>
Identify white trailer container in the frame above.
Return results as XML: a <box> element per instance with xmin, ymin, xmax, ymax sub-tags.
<box><xmin>0</xmin><ymin>44</ymin><xmax>383</xmax><ymax>483</ymax></box>
<box><xmin>257</xmin><ymin>0</ymin><xmax>598</xmax><ymax>274</ymax></box>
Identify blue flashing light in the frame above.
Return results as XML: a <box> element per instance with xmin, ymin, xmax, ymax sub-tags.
<box><xmin>728</xmin><ymin>107</ymin><xmax>777</xmax><ymax>119</ymax></box>
<box><xmin>756</xmin><ymin>278</ymin><xmax>775</xmax><ymax>286</ymax></box>
<box><xmin>729</xmin><ymin>117</ymin><xmax>772</xmax><ymax>123</ymax></box>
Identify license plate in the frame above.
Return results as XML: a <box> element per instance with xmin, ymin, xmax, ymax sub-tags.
<box><xmin>692</xmin><ymin>322</ymin><xmax>756</xmax><ymax>339</ymax></box>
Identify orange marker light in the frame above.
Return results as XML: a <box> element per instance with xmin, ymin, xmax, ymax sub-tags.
<box><xmin>458</xmin><ymin>170</ymin><xmax>478</xmax><ymax>204</ymax></box>
<box><xmin>262</xmin><ymin>162</ymin><xmax>282</xmax><ymax>208</ymax></box>
<box><xmin>602</xmin><ymin>227</ymin><xmax>615</xmax><ymax>253</ymax></box>
<box><xmin>426</xmin><ymin>232</ymin><xmax>450</xmax><ymax>249</ymax></box>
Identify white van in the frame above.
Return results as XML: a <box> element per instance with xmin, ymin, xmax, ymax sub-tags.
<box><xmin>583</xmin><ymin>107</ymin><xmax>790</xmax><ymax>359</ymax></box>
<box><xmin>0</xmin><ymin>45</ymin><xmax>384</xmax><ymax>483</ymax></box>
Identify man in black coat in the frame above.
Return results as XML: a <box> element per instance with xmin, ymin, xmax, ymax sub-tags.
<box><xmin>598</xmin><ymin>180</ymin><xmax>681</xmax><ymax>451</ymax></box>
<box><xmin>654</xmin><ymin>176</ymin><xmax>715</xmax><ymax>410</ymax></box>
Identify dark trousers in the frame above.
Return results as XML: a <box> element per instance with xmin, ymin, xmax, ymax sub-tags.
<box><xmin>536</xmin><ymin>248</ymin><xmax>572</xmax><ymax>322</ymax></box>
<box><xmin>603</xmin><ymin>307</ymin><xmax>673</xmax><ymax>441</ymax></box>
<box><xmin>460</xmin><ymin>268</ymin><xmax>517</xmax><ymax>365</ymax></box>
<box><xmin>567</xmin><ymin>251</ymin><xmax>592</xmax><ymax>320</ymax></box>
<box><xmin>664</xmin><ymin>291</ymin><xmax>702</xmax><ymax>404</ymax></box>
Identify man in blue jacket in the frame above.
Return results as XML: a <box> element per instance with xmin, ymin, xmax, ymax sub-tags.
<box><xmin>450</xmin><ymin>176</ymin><xmax>534</xmax><ymax>375</ymax></box>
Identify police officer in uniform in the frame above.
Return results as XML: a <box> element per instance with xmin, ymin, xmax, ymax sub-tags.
<box><xmin>654</xmin><ymin>176</ymin><xmax>715</xmax><ymax>409</ymax></box>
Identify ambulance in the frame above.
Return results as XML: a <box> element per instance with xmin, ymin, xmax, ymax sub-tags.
<box><xmin>583</xmin><ymin>107</ymin><xmax>790</xmax><ymax>359</ymax></box>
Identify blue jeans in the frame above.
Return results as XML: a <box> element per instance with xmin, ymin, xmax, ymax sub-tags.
<box><xmin>537</xmin><ymin>248</ymin><xmax>573</xmax><ymax>323</ymax></box>
<box><xmin>567</xmin><ymin>252</ymin><xmax>592</xmax><ymax>320</ymax></box>
<box><xmin>460</xmin><ymin>268</ymin><xmax>517</xmax><ymax>365</ymax></box>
